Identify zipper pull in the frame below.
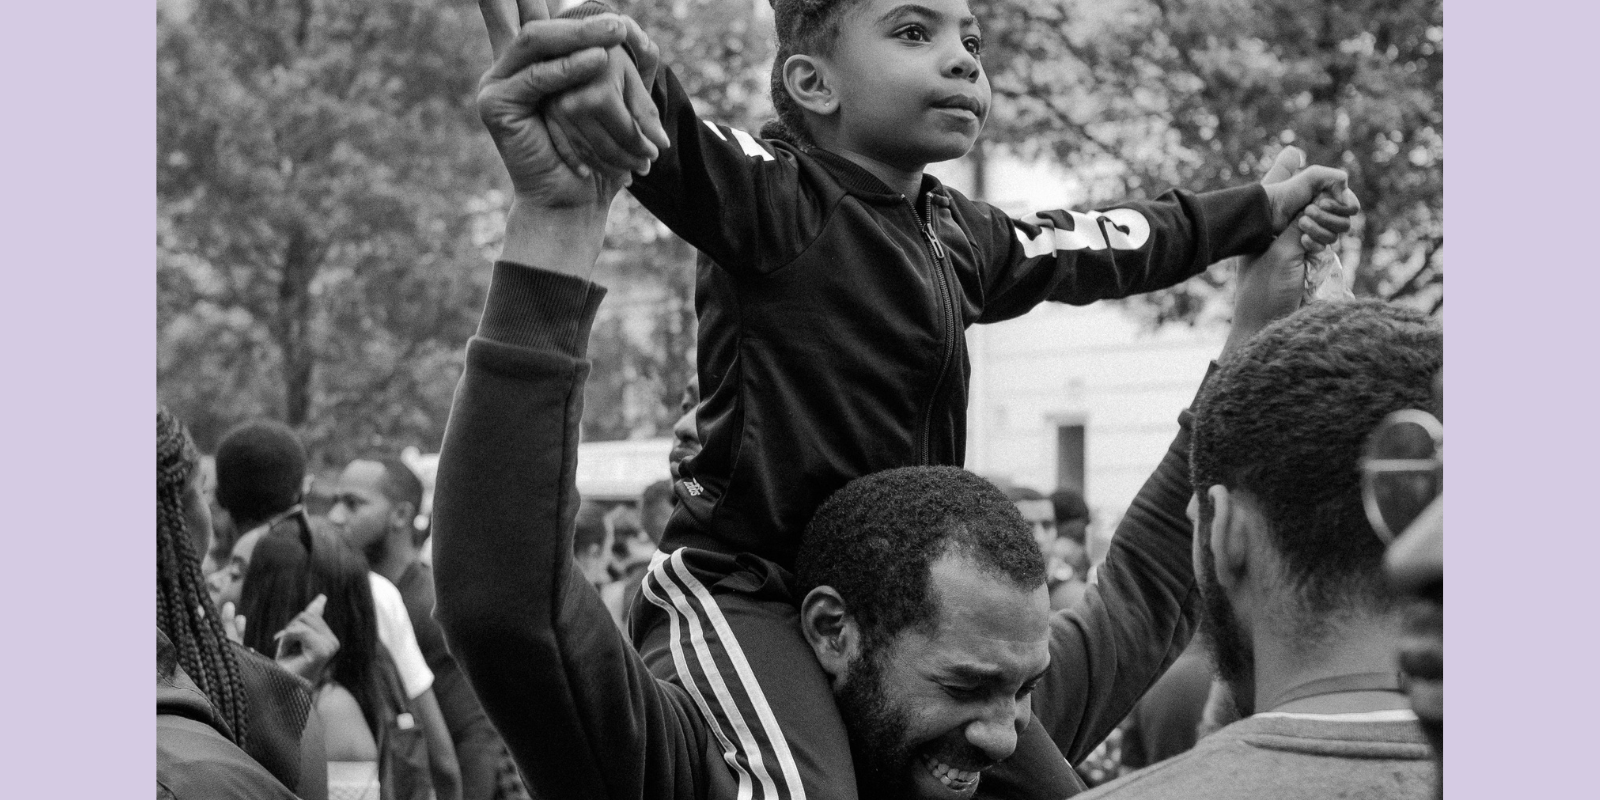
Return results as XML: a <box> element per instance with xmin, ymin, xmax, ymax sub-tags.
<box><xmin>923</xmin><ymin>221</ymin><xmax>946</xmax><ymax>260</ymax></box>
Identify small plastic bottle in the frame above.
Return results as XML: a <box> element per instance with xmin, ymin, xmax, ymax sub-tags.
<box><xmin>1302</xmin><ymin>181</ymin><xmax>1355</xmax><ymax>304</ymax></box>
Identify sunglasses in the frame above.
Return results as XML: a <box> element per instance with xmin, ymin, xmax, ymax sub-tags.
<box><xmin>263</xmin><ymin>503</ymin><xmax>316</xmax><ymax>557</ymax></box>
<box><xmin>1359</xmin><ymin>409</ymin><xmax>1443</xmax><ymax>545</ymax></box>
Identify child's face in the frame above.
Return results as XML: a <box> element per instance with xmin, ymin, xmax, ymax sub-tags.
<box><xmin>823</xmin><ymin>0</ymin><xmax>990</xmax><ymax>170</ymax></box>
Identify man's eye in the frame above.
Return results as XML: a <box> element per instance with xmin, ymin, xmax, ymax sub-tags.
<box><xmin>1016</xmin><ymin>682</ymin><xmax>1039</xmax><ymax>700</ymax></box>
<box><xmin>964</xmin><ymin>36</ymin><xmax>984</xmax><ymax>56</ymax></box>
<box><xmin>942</xmin><ymin>684</ymin><xmax>981</xmax><ymax>699</ymax></box>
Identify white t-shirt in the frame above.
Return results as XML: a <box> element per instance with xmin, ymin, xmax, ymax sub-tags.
<box><xmin>368</xmin><ymin>571</ymin><xmax>434</xmax><ymax>699</ymax></box>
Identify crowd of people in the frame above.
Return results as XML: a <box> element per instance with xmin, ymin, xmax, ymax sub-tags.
<box><xmin>157</xmin><ymin>1</ymin><xmax>1444</xmax><ymax>799</ymax></box>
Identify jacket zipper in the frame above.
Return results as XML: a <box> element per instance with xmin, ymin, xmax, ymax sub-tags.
<box><xmin>913</xmin><ymin>192</ymin><xmax>959</xmax><ymax>465</ymax></box>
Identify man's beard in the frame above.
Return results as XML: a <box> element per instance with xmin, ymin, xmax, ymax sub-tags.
<box><xmin>837</xmin><ymin>643</ymin><xmax>917</xmax><ymax>800</ymax></box>
<box><xmin>1198</xmin><ymin>535</ymin><xmax>1256</xmax><ymax>718</ymax></box>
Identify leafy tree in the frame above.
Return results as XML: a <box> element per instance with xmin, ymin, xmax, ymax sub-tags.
<box><xmin>160</xmin><ymin>0</ymin><xmax>512</xmax><ymax>460</ymax></box>
<box><xmin>158</xmin><ymin>0</ymin><xmax>1443</xmax><ymax>460</ymax></box>
<box><xmin>974</xmin><ymin>0</ymin><xmax>1443</xmax><ymax>323</ymax></box>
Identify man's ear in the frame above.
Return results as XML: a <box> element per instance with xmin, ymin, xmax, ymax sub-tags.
<box><xmin>1207</xmin><ymin>484</ymin><xmax>1250</xmax><ymax>592</ymax></box>
<box><xmin>800</xmin><ymin>585</ymin><xmax>860</xmax><ymax>683</ymax></box>
<box><xmin>390</xmin><ymin>500</ymin><xmax>417</xmax><ymax>536</ymax></box>
<box><xmin>782</xmin><ymin>54</ymin><xmax>838</xmax><ymax>116</ymax></box>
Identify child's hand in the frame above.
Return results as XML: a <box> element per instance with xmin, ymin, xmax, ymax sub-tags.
<box><xmin>542</xmin><ymin>16</ymin><xmax>669</xmax><ymax>183</ymax></box>
<box><xmin>1261</xmin><ymin>159</ymin><xmax>1361</xmax><ymax>252</ymax></box>
<box><xmin>1224</xmin><ymin>147</ymin><xmax>1321</xmax><ymax>355</ymax></box>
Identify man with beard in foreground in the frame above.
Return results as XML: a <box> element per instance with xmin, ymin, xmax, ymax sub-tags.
<box><xmin>430</xmin><ymin>11</ymin><xmax>1351</xmax><ymax>800</ymax></box>
<box><xmin>1079</xmin><ymin>300</ymin><xmax>1441</xmax><ymax>800</ymax></box>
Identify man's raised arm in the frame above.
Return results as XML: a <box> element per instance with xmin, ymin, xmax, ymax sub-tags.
<box><xmin>431</xmin><ymin>17</ymin><xmax>719</xmax><ymax>800</ymax></box>
<box><xmin>1028</xmin><ymin>147</ymin><xmax>1348</xmax><ymax>761</ymax></box>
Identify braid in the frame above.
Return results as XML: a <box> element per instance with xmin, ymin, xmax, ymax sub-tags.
<box><xmin>158</xmin><ymin>408</ymin><xmax>251</xmax><ymax>746</ymax></box>
<box><xmin>764</xmin><ymin>0</ymin><xmax>864</xmax><ymax>148</ymax></box>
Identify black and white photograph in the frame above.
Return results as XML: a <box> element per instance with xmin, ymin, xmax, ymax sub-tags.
<box><xmin>154</xmin><ymin>1</ymin><xmax>1445</xmax><ymax>798</ymax></box>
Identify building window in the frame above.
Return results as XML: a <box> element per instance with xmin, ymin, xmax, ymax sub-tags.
<box><xmin>1057</xmin><ymin>423</ymin><xmax>1086</xmax><ymax>495</ymax></box>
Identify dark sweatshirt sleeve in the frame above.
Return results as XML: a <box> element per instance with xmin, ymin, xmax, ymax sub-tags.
<box><xmin>1028</xmin><ymin>389</ymin><xmax>1210</xmax><ymax>764</ymax></box>
<box><xmin>432</xmin><ymin>262</ymin><xmax>719</xmax><ymax>800</ymax></box>
<box><xmin>560</xmin><ymin>1</ymin><xmax>828</xmax><ymax>276</ymax></box>
<box><xmin>974</xmin><ymin>185</ymin><xmax>1275</xmax><ymax>323</ymax></box>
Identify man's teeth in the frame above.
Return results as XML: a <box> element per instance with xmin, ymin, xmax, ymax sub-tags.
<box><xmin>921</xmin><ymin>755</ymin><xmax>979</xmax><ymax>789</ymax></box>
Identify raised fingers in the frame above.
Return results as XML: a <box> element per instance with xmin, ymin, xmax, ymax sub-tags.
<box><xmin>548</xmin><ymin>75</ymin><xmax>656</xmax><ymax>175</ymax></box>
<box><xmin>487</xmin><ymin>17</ymin><xmax>628</xmax><ymax>82</ymax></box>
<box><xmin>480</xmin><ymin>45</ymin><xmax>610</xmax><ymax>130</ymax></box>
<box><xmin>516</xmin><ymin>0</ymin><xmax>552</xmax><ymax>24</ymax></box>
<box><xmin>479</xmin><ymin>0</ymin><xmax>521</xmax><ymax>60</ymax></box>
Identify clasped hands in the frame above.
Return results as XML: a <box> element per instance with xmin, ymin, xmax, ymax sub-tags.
<box><xmin>475</xmin><ymin>0</ymin><xmax>667</xmax><ymax>211</ymax></box>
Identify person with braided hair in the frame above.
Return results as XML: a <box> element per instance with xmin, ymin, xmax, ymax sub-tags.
<box><xmin>205</xmin><ymin>418</ymin><xmax>459</xmax><ymax>800</ymax></box>
<box><xmin>159</xmin><ymin>628</ymin><xmax>302</xmax><ymax>799</ymax></box>
<box><xmin>157</xmin><ymin>407</ymin><xmax>332</xmax><ymax>800</ymax></box>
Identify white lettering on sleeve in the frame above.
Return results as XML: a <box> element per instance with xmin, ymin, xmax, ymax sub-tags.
<box><xmin>728</xmin><ymin>128</ymin><xmax>776</xmax><ymax>161</ymax></box>
<box><xmin>703</xmin><ymin>120</ymin><xmax>776</xmax><ymax>161</ymax></box>
<box><xmin>1015</xmin><ymin>208</ymin><xmax>1152</xmax><ymax>257</ymax></box>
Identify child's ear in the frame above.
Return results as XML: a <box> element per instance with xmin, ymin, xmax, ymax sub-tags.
<box><xmin>782</xmin><ymin>54</ymin><xmax>838</xmax><ymax>116</ymax></box>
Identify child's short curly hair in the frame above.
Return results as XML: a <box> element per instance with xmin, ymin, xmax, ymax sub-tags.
<box><xmin>761</xmin><ymin>0</ymin><xmax>869</xmax><ymax>147</ymax></box>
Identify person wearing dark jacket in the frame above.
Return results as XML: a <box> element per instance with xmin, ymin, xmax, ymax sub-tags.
<box><xmin>158</xmin><ymin>630</ymin><xmax>302</xmax><ymax>800</ymax></box>
<box><xmin>524</xmin><ymin>3</ymin><xmax>1358</xmax><ymax>798</ymax></box>
<box><xmin>435</xmin><ymin>16</ymin><xmax>1335</xmax><ymax>800</ymax></box>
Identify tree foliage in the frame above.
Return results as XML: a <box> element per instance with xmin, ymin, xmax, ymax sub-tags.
<box><xmin>158</xmin><ymin>0</ymin><xmax>1442</xmax><ymax>460</ymax></box>
<box><xmin>974</xmin><ymin>0</ymin><xmax>1443</xmax><ymax>323</ymax></box>
<box><xmin>158</xmin><ymin>0</ymin><xmax>504</xmax><ymax>461</ymax></box>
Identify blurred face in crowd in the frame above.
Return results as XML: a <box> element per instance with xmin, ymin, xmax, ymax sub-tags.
<box><xmin>831</xmin><ymin>554</ymin><xmax>1051</xmax><ymax>800</ymax></box>
<box><xmin>327</xmin><ymin>460</ymin><xmax>402</xmax><ymax>561</ymax></box>
<box><xmin>670</xmin><ymin>377</ymin><xmax>701</xmax><ymax>480</ymax></box>
<box><xmin>574</xmin><ymin>520</ymin><xmax>615</xmax><ymax>587</ymax></box>
<box><xmin>639</xmin><ymin>494</ymin><xmax>675</xmax><ymax>545</ymax></box>
<box><xmin>1013</xmin><ymin>500</ymin><xmax>1056</xmax><ymax>552</ymax></box>
<box><xmin>1051</xmin><ymin>537</ymin><xmax>1089</xmax><ymax>580</ymax></box>
<box><xmin>209</xmin><ymin>526</ymin><xmax>268</xmax><ymax>609</ymax></box>
<box><xmin>1386</xmin><ymin>496</ymin><xmax>1442</xmax><ymax>758</ymax></box>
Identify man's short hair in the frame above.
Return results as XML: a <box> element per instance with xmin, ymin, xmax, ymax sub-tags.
<box><xmin>214</xmin><ymin>420</ymin><xmax>307</xmax><ymax>527</ymax></box>
<box><xmin>1050</xmin><ymin>488</ymin><xmax>1089</xmax><ymax>525</ymax></box>
<box><xmin>368</xmin><ymin>457</ymin><xmax>424</xmax><ymax>516</ymax></box>
<box><xmin>1191</xmin><ymin>300</ymin><xmax>1442</xmax><ymax>615</ymax></box>
<box><xmin>798</xmin><ymin>467</ymin><xmax>1046</xmax><ymax>651</ymax></box>
<box><xmin>1002</xmin><ymin>485</ymin><xmax>1047</xmax><ymax>503</ymax></box>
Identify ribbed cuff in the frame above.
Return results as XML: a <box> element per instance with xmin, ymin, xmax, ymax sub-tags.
<box><xmin>1196</xmin><ymin>183</ymin><xmax>1276</xmax><ymax>258</ymax></box>
<box><xmin>477</xmin><ymin>261</ymin><xmax>607</xmax><ymax>360</ymax></box>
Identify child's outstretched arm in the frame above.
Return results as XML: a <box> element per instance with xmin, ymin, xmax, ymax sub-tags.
<box><xmin>1027</xmin><ymin>150</ymin><xmax>1330</xmax><ymax>762</ymax></box>
<box><xmin>536</xmin><ymin>2</ymin><xmax>827</xmax><ymax>276</ymax></box>
<box><xmin>972</xmin><ymin>147</ymin><xmax>1359</xmax><ymax>324</ymax></box>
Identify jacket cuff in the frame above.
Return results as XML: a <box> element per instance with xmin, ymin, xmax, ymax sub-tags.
<box><xmin>477</xmin><ymin>261</ymin><xmax>607</xmax><ymax>360</ymax></box>
<box><xmin>1193</xmin><ymin>183</ymin><xmax>1276</xmax><ymax>260</ymax></box>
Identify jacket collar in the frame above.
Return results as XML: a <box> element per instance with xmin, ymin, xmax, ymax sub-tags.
<box><xmin>809</xmin><ymin>148</ymin><xmax>951</xmax><ymax>209</ymax></box>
